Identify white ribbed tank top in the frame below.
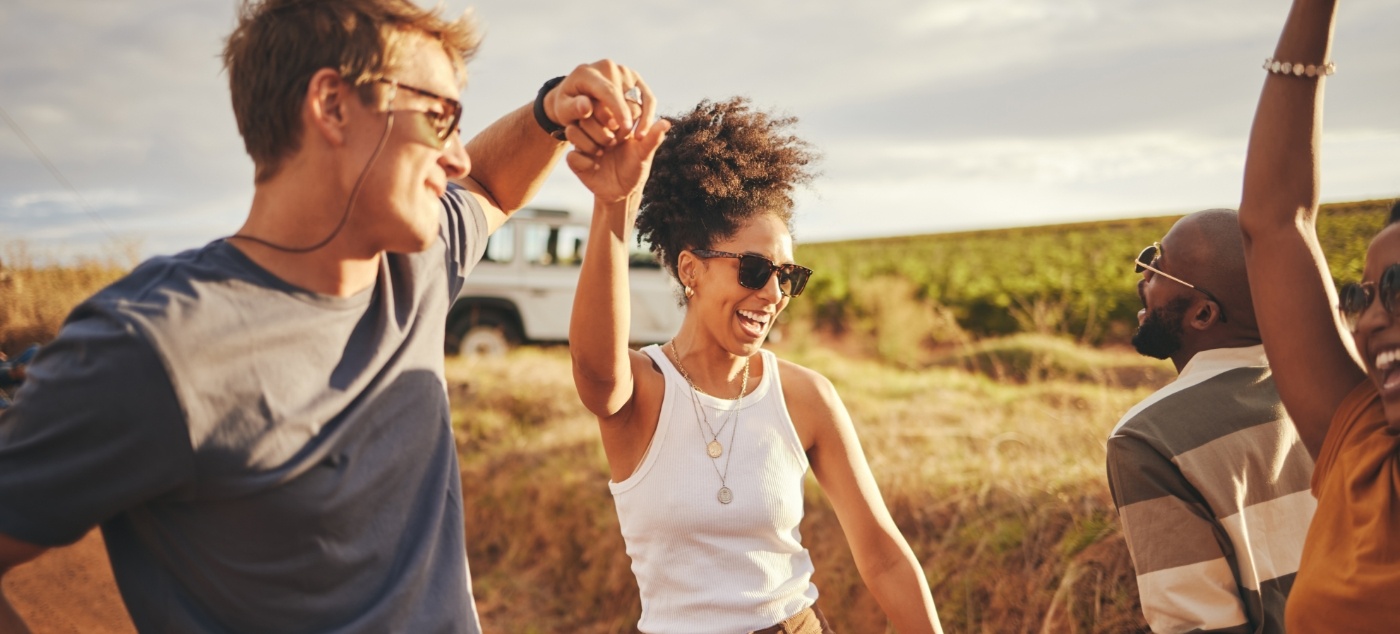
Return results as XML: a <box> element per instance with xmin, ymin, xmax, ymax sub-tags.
<box><xmin>609</xmin><ymin>345</ymin><xmax>818</xmax><ymax>634</ymax></box>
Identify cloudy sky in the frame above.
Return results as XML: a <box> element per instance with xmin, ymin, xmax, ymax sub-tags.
<box><xmin>1</xmin><ymin>0</ymin><xmax>1396</xmax><ymax>259</ymax></box>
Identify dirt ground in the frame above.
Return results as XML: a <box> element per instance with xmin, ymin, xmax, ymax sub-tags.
<box><xmin>3</xmin><ymin>529</ymin><xmax>134</xmax><ymax>633</ymax></box>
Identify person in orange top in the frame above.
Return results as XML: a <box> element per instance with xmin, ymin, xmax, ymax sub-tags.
<box><xmin>1238</xmin><ymin>0</ymin><xmax>1400</xmax><ymax>630</ymax></box>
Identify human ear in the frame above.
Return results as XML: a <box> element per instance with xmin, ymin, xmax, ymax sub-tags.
<box><xmin>676</xmin><ymin>251</ymin><xmax>700</xmax><ymax>290</ymax></box>
<box><xmin>305</xmin><ymin>68</ymin><xmax>351</xmax><ymax>146</ymax></box>
<box><xmin>1190</xmin><ymin>301</ymin><xmax>1219</xmax><ymax>331</ymax></box>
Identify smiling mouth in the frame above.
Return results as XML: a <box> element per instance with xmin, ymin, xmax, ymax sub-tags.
<box><xmin>1375</xmin><ymin>348</ymin><xmax>1400</xmax><ymax>394</ymax></box>
<box><xmin>737</xmin><ymin>309</ymin><xmax>771</xmax><ymax>337</ymax></box>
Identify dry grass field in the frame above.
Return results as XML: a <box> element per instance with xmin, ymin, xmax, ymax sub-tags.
<box><xmin>8</xmin><ymin>339</ymin><xmax>1165</xmax><ymax>633</ymax></box>
<box><xmin>0</xmin><ymin>242</ymin><xmax>132</xmax><ymax>355</ymax></box>
<box><xmin>2</xmin><ymin>236</ymin><xmax>1181</xmax><ymax>632</ymax></box>
<box><xmin>452</xmin><ymin>342</ymin><xmax>1170</xmax><ymax>633</ymax></box>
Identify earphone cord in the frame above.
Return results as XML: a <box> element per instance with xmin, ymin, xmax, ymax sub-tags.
<box><xmin>227</xmin><ymin>110</ymin><xmax>396</xmax><ymax>253</ymax></box>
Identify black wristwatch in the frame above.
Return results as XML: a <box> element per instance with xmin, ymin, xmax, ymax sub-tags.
<box><xmin>533</xmin><ymin>76</ymin><xmax>567</xmax><ymax>141</ymax></box>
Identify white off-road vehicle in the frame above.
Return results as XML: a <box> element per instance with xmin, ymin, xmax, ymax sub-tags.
<box><xmin>447</xmin><ymin>208</ymin><xmax>686</xmax><ymax>356</ymax></box>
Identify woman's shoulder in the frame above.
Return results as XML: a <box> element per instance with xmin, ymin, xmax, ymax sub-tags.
<box><xmin>772</xmin><ymin>355</ymin><xmax>839</xmax><ymax>403</ymax></box>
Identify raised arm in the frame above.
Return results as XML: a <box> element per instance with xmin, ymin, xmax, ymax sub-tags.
<box><xmin>785</xmin><ymin>363</ymin><xmax>944</xmax><ymax>634</ymax></box>
<box><xmin>566</xmin><ymin>72</ymin><xmax>668</xmax><ymax>419</ymax></box>
<box><xmin>1238</xmin><ymin>0</ymin><xmax>1362</xmax><ymax>456</ymax></box>
<box><xmin>569</xmin><ymin>180</ymin><xmax>646</xmax><ymax>421</ymax></box>
<box><xmin>459</xmin><ymin>60</ymin><xmax>649</xmax><ymax>233</ymax></box>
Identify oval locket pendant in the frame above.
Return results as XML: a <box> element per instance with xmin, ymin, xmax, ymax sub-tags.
<box><xmin>717</xmin><ymin>486</ymin><xmax>733</xmax><ymax>504</ymax></box>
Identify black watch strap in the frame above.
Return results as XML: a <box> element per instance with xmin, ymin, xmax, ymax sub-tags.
<box><xmin>533</xmin><ymin>76</ymin><xmax>567</xmax><ymax>141</ymax></box>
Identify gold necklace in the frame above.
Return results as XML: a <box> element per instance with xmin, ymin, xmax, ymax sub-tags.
<box><xmin>667</xmin><ymin>341</ymin><xmax>751</xmax><ymax>505</ymax></box>
<box><xmin>668</xmin><ymin>340</ymin><xmax>749</xmax><ymax>458</ymax></box>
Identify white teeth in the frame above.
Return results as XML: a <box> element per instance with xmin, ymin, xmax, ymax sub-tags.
<box><xmin>738</xmin><ymin>309</ymin><xmax>770</xmax><ymax>325</ymax></box>
<box><xmin>1376</xmin><ymin>349</ymin><xmax>1400</xmax><ymax>371</ymax></box>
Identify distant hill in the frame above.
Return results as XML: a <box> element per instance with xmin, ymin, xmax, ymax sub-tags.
<box><xmin>792</xmin><ymin>197</ymin><xmax>1394</xmax><ymax>347</ymax></box>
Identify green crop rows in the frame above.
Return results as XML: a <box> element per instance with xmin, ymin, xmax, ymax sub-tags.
<box><xmin>793</xmin><ymin>198</ymin><xmax>1392</xmax><ymax>345</ymax></box>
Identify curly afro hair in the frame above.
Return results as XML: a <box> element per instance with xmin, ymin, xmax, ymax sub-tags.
<box><xmin>636</xmin><ymin>97</ymin><xmax>819</xmax><ymax>281</ymax></box>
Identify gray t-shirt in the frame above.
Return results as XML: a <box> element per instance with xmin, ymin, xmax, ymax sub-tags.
<box><xmin>0</xmin><ymin>185</ymin><xmax>488</xmax><ymax>633</ymax></box>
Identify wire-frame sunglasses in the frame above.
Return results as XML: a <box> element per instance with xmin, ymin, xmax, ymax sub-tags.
<box><xmin>691</xmin><ymin>249</ymin><xmax>814</xmax><ymax>298</ymax></box>
<box><xmin>1338</xmin><ymin>263</ymin><xmax>1400</xmax><ymax>332</ymax></box>
<box><xmin>1134</xmin><ymin>242</ymin><xmax>1228</xmax><ymax>323</ymax></box>
<box><xmin>373</xmin><ymin>77</ymin><xmax>463</xmax><ymax>147</ymax></box>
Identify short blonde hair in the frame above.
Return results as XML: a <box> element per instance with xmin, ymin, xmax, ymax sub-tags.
<box><xmin>223</xmin><ymin>0</ymin><xmax>481</xmax><ymax>182</ymax></box>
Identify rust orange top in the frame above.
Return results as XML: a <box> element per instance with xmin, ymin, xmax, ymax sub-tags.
<box><xmin>1286</xmin><ymin>379</ymin><xmax>1400</xmax><ymax>632</ymax></box>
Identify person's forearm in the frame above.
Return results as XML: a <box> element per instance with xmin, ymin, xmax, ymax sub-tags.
<box><xmin>462</xmin><ymin>104</ymin><xmax>566</xmax><ymax>214</ymax></box>
<box><xmin>859</xmin><ymin>540</ymin><xmax>944</xmax><ymax>634</ymax></box>
<box><xmin>1239</xmin><ymin>0</ymin><xmax>1337</xmax><ymax>229</ymax></box>
<box><xmin>570</xmin><ymin>195</ymin><xmax>638</xmax><ymax>417</ymax></box>
<box><xmin>1</xmin><ymin>587</ymin><xmax>35</xmax><ymax>634</ymax></box>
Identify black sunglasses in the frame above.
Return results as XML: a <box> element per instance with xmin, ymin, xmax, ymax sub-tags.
<box><xmin>1339</xmin><ymin>263</ymin><xmax>1400</xmax><ymax>332</ymax></box>
<box><xmin>1134</xmin><ymin>242</ymin><xmax>1228</xmax><ymax>323</ymax></box>
<box><xmin>691</xmin><ymin>249</ymin><xmax>813</xmax><ymax>297</ymax></box>
<box><xmin>374</xmin><ymin>77</ymin><xmax>463</xmax><ymax>146</ymax></box>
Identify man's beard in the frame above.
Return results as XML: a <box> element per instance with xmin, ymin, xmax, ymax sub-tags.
<box><xmin>1132</xmin><ymin>297</ymin><xmax>1192</xmax><ymax>360</ymax></box>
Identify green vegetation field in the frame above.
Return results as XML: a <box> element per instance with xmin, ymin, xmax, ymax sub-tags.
<box><xmin>791</xmin><ymin>198</ymin><xmax>1392</xmax><ymax>356</ymax></box>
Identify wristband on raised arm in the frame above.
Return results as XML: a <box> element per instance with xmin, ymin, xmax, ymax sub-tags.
<box><xmin>533</xmin><ymin>76</ymin><xmax>567</xmax><ymax>141</ymax></box>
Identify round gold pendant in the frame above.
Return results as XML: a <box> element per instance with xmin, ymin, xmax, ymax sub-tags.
<box><xmin>717</xmin><ymin>486</ymin><xmax>733</xmax><ymax>504</ymax></box>
<box><xmin>706</xmin><ymin>440</ymin><xmax>723</xmax><ymax>458</ymax></box>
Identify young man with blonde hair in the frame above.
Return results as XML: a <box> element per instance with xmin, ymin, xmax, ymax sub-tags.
<box><xmin>0</xmin><ymin>0</ymin><xmax>658</xmax><ymax>631</ymax></box>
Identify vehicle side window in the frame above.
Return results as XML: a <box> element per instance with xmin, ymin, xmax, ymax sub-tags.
<box><xmin>556</xmin><ymin>226</ymin><xmax>588</xmax><ymax>266</ymax></box>
<box><xmin>630</xmin><ymin>236</ymin><xmax>662</xmax><ymax>269</ymax></box>
<box><xmin>524</xmin><ymin>224</ymin><xmax>590</xmax><ymax>267</ymax></box>
<box><xmin>523</xmin><ymin>224</ymin><xmax>554</xmax><ymax>266</ymax></box>
<box><xmin>483</xmin><ymin>224</ymin><xmax>515</xmax><ymax>263</ymax></box>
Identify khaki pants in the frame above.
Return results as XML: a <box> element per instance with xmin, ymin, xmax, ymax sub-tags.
<box><xmin>749</xmin><ymin>605</ymin><xmax>834</xmax><ymax>634</ymax></box>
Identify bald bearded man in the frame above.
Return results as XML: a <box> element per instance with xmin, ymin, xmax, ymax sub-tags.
<box><xmin>1106</xmin><ymin>209</ymin><xmax>1316</xmax><ymax>634</ymax></box>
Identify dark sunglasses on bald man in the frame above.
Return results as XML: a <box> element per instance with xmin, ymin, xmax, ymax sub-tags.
<box><xmin>691</xmin><ymin>250</ymin><xmax>813</xmax><ymax>298</ymax></box>
<box><xmin>1134</xmin><ymin>242</ymin><xmax>1228</xmax><ymax>323</ymax></box>
<box><xmin>1339</xmin><ymin>264</ymin><xmax>1400</xmax><ymax>333</ymax></box>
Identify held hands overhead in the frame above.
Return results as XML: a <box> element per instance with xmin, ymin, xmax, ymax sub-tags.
<box><xmin>542</xmin><ymin>60</ymin><xmax>669</xmax><ymax>204</ymax></box>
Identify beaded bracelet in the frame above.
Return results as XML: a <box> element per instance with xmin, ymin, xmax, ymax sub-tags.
<box><xmin>1263</xmin><ymin>58</ymin><xmax>1335</xmax><ymax>78</ymax></box>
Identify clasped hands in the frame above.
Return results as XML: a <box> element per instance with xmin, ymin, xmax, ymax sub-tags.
<box><xmin>541</xmin><ymin>60</ymin><xmax>670</xmax><ymax>204</ymax></box>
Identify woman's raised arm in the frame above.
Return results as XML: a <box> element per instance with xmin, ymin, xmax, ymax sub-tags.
<box><xmin>566</xmin><ymin>104</ymin><xmax>669</xmax><ymax>422</ymax></box>
<box><xmin>1238</xmin><ymin>0</ymin><xmax>1364</xmax><ymax>456</ymax></box>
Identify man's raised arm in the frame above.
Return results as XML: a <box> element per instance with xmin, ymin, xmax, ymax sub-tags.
<box><xmin>459</xmin><ymin>60</ymin><xmax>655</xmax><ymax>233</ymax></box>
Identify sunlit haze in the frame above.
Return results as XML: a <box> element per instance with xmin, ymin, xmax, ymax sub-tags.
<box><xmin>1</xmin><ymin>0</ymin><xmax>1396</xmax><ymax>259</ymax></box>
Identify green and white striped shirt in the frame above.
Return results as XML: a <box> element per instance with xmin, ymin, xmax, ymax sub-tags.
<box><xmin>1107</xmin><ymin>345</ymin><xmax>1316</xmax><ymax>634</ymax></box>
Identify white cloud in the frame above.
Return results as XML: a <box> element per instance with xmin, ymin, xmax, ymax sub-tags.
<box><xmin>902</xmin><ymin>0</ymin><xmax>1101</xmax><ymax>33</ymax></box>
<box><xmin>7</xmin><ymin>188</ymin><xmax>144</xmax><ymax>210</ymax></box>
<box><xmin>837</xmin><ymin>133</ymin><xmax>1241</xmax><ymax>184</ymax></box>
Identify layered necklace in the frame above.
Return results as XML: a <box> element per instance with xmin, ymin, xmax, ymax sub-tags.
<box><xmin>667</xmin><ymin>340</ymin><xmax>750</xmax><ymax>505</ymax></box>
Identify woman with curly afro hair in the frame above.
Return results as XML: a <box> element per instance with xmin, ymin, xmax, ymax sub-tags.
<box><xmin>567</xmin><ymin>96</ymin><xmax>944</xmax><ymax>633</ymax></box>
